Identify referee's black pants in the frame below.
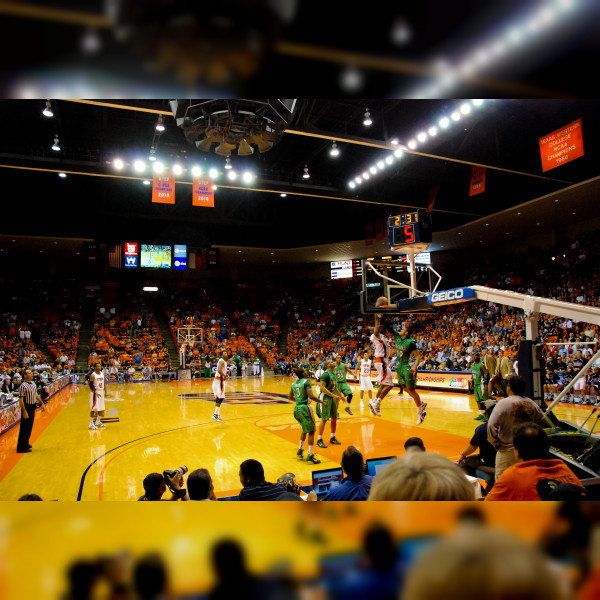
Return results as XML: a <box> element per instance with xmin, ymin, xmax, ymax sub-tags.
<box><xmin>17</xmin><ymin>404</ymin><xmax>36</xmax><ymax>451</ymax></box>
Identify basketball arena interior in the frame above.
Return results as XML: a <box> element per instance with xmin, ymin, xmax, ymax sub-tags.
<box><xmin>1</xmin><ymin>95</ymin><xmax>600</xmax><ymax>598</ymax></box>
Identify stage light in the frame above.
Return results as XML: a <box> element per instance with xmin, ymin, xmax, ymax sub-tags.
<box><xmin>114</xmin><ymin>158</ymin><xmax>124</xmax><ymax>169</ymax></box>
<box><xmin>407</xmin><ymin>140</ymin><xmax>417</xmax><ymax>149</ymax></box>
<box><xmin>417</xmin><ymin>132</ymin><xmax>427</xmax><ymax>142</ymax></box>
<box><xmin>51</xmin><ymin>136</ymin><xmax>60</xmax><ymax>151</ymax></box>
<box><xmin>155</xmin><ymin>115</ymin><xmax>165</xmax><ymax>132</ymax></box>
<box><xmin>348</xmin><ymin>182</ymin><xmax>356</xmax><ymax>189</ymax></box>
<box><xmin>451</xmin><ymin>111</ymin><xmax>461</xmax><ymax>121</ymax></box>
<box><xmin>330</xmin><ymin>142</ymin><xmax>340</xmax><ymax>157</ymax></box>
<box><xmin>363</xmin><ymin>108</ymin><xmax>372</xmax><ymax>126</ymax></box>
<box><xmin>369</xmin><ymin>166</ymin><xmax>377</xmax><ymax>174</ymax></box>
<box><xmin>42</xmin><ymin>100</ymin><xmax>53</xmax><ymax>117</ymax></box>
<box><xmin>460</xmin><ymin>102</ymin><xmax>471</xmax><ymax>114</ymax></box>
<box><xmin>227</xmin><ymin>170</ymin><xmax>237</xmax><ymax>181</ymax></box>
<box><xmin>208</xmin><ymin>168</ymin><xmax>218</xmax><ymax>179</ymax></box>
<box><xmin>428</xmin><ymin>126</ymin><xmax>438</xmax><ymax>136</ymax></box>
<box><xmin>385</xmin><ymin>156</ymin><xmax>393</xmax><ymax>165</ymax></box>
<box><xmin>394</xmin><ymin>149</ymin><xmax>403</xmax><ymax>158</ymax></box>
<box><xmin>242</xmin><ymin>171</ymin><xmax>253</xmax><ymax>183</ymax></box>
<box><xmin>377</xmin><ymin>161</ymin><xmax>385</xmax><ymax>169</ymax></box>
<box><xmin>153</xmin><ymin>161</ymin><xmax>164</xmax><ymax>173</ymax></box>
<box><xmin>173</xmin><ymin>164</ymin><xmax>183</xmax><ymax>175</ymax></box>
<box><xmin>133</xmin><ymin>160</ymin><xmax>145</xmax><ymax>172</ymax></box>
<box><xmin>192</xmin><ymin>166</ymin><xmax>202</xmax><ymax>177</ymax></box>
<box><xmin>439</xmin><ymin>117</ymin><xmax>450</xmax><ymax>128</ymax></box>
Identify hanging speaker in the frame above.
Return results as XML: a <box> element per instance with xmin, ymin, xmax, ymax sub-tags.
<box><xmin>215</xmin><ymin>141</ymin><xmax>236</xmax><ymax>156</ymax></box>
<box><xmin>248</xmin><ymin>134</ymin><xmax>273</xmax><ymax>153</ymax></box>
<box><xmin>238</xmin><ymin>138</ymin><xmax>254</xmax><ymax>156</ymax></box>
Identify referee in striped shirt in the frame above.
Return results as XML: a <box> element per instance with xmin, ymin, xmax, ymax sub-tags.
<box><xmin>17</xmin><ymin>369</ymin><xmax>45</xmax><ymax>453</ymax></box>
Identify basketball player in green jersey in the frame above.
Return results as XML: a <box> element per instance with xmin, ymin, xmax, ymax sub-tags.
<box><xmin>334</xmin><ymin>355</ymin><xmax>355</xmax><ymax>416</ymax></box>
<box><xmin>290</xmin><ymin>368</ymin><xmax>327</xmax><ymax>464</ymax></box>
<box><xmin>387</xmin><ymin>319</ymin><xmax>427</xmax><ymax>425</ymax></box>
<box><xmin>316</xmin><ymin>360</ymin><xmax>345</xmax><ymax>448</ymax></box>
<box><xmin>471</xmin><ymin>353</ymin><xmax>488</xmax><ymax>421</ymax></box>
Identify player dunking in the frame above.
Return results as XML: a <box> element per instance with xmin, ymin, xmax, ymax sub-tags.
<box><xmin>212</xmin><ymin>351</ymin><xmax>228</xmax><ymax>423</ymax></box>
<box><xmin>88</xmin><ymin>363</ymin><xmax>106</xmax><ymax>429</ymax></box>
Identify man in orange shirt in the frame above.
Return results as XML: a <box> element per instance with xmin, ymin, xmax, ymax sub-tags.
<box><xmin>486</xmin><ymin>422</ymin><xmax>586</xmax><ymax>501</ymax></box>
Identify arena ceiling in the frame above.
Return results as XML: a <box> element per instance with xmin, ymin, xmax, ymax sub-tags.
<box><xmin>0</xmin><ymin>98</ymin><xmax>599</xmax><ymax>252</ymax></box>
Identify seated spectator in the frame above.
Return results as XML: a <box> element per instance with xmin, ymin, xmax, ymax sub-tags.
<box><xmin>138</xmin><ymin>472</ymin><xmax>188</xmax><ymax>501</ymax></box>
<box><xmin>404</xmin><ymin>437</ymin><xmax>426</xmax><ymax>454</ymax></box>
<box><xmin>237</xmin><ymin>459</ymin><xmax>287</xmax><ymax>501</ymax></box>
<box><xmin>133</xmin><ymin>553</ymin><xmax>169</xmax><ymax>600</ymax></box>
<box><xmin>187</xmin><ymin>468</ymin><xmax>217</xmax><ymax>501</ymax></box>
<box><xmin>322</xmin><ymin>445</ymin><xmax>373</xmax><ymax>501</ymax></box>
<box><xmin>18</xmin><ymin>493</ymin><xmax>43</xmax><ymax>501</ymax></box>
<box><xmin>486</xmin><ymin>422</ymin><xmax>586</xmax><ymax>501</ymax></box>
<box><xmin>400</xmin><ymin>526</ymin><xmax>569</xmax><ymax>600</ymax></box>
<box><xmin>368</xmin><ymin>452</ymin><xmax>475</xmax><ymax>501</ymax></box>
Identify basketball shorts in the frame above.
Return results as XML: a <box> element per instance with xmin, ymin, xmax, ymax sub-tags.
<box><xmin>396</xmin><ymin>364</ymin><xmax>416</xmax><ymax>389</ymax></box>
<box><xmin>316</xmin><ymin>392</ymin><xmax>339</xmax><ymax>421</ymax></box>
<box><xmin>473</xmin><ymin>380</ymin><xmax>485</xmax><ymax>403</ymax></box>
<box><xmin>336</xmin><ymin>382</ymin><xmax>353</xmax><ymax>397</ymax></box>
<box><xmin>380</xmin><ymin>360</ymin><xmax>394</xmax><ymax>387</ymax></box>
<box><xmin>573</xmin><ymin>378</ymin><xmax>587</xmax><ymax>391</ymax></box>
<box><xmin>212</xmin><ymin>377</ymin><xmax>226</xmax><ymax>398</ymax></box>
<box><xmin>294</xmin><ymin>404</ymin><xmax>316</xmax><ymax>433</ymax></box>
<box><xmin>360</xmin><ymin>375</ymin><xmax>374</xmax><ymax>391</ymax></box>
<box><xmin>374</xmin><ymin>358</ymin><xmax>384</xmax><ymax>383</ymax></box>
<box><xmin>90</xmin><ymin>390</ymin><xmax>105</xmax><ymax>412</ymax></box>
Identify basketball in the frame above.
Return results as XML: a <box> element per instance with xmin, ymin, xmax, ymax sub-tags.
<box><xmin>376</xmin><ymin>296</ymin><xmax>390</xmax><ymax>307</ymax></box>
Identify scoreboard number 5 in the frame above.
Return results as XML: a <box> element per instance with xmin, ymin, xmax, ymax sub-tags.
<box><xmin>403</xmin><ymin>225</ymin><xmax>415</xmax><ymax>243</ymax></box>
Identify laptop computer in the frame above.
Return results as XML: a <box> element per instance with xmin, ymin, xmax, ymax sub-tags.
<box><xmin>311</xmin><ymin>467</ymin><xmax>344</xmax><ymax>499</ymax></box>
<box><xmin>366</xmin><ymin>455</ymin><xmax>397</xmax><ymax>477</ymax></box>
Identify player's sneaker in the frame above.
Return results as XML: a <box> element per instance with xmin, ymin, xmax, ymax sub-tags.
<box><xmin>345</xmin><ymin>406</ymin><xmax>353</xmax><ymax>415</ymax></box>
<box><xmin>398</xmin><ymin>385</ymin><xmax>404</xmax><ymax>395</ymax></box>
<box><xmin>316</xmin><ymin>439</ymin><xmax>328</xmax><ymax>448</ymax></box>
<box><xmin>417</xmin><ymin>409</ymin><xmax>427</xmax><ymax>425</ymax></box>
<box><xmin>88</xmin><ymin>423</ymin><xmax>97</xmax><ymax>430</ymax></box>
<box><xmin>95</xmin><ymin>421</ymin><xmax>106</xmax><ymax>428</ymax></box>
<box><xmin>296</xmin><ymin>449</ymin><xmax>304</xmax><ymax>458</ymax></box>
<box><xmin>212</xmin><ymin>414</ymin><xmax>224</xmax><ymax>423</ymax></box>
<box><xmin>329</xmin><ymin>437</ymin><xmax>341</xmax><ymax>445</ymax></box>
<box><xmin>474</xmin><ymin>414</ymin><xmax>485</xmax><ymax>421</ymax></box>
<box><xmin>307</xmin><ymin>454</ymin><xmax>321</xmax><ymax>464</ymax></box>
<box><xmin>421</xmin><ymin>401</ymin><xmax>428</xmax><ymax>411</ymax></box>
<box><xmin>368</xmin><ymin>401</ymin><xmax>378</xmax><ymax>416</ymax></box>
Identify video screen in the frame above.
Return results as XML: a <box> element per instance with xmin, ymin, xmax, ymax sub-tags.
<box><xmin>140</xmin><ymin>244</ymin><xmax>171</xmax><ymax>268</ymax></box>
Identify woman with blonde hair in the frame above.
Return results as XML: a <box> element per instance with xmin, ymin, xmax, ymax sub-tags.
<box><xmin>368</xmin><ymin>452</ymin><xmax>475</xmax><ymax>501</ymax></box>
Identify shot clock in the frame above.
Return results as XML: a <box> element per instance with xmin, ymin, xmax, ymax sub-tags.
<box><xmin>388</xmin><ymin>209</ymin><xmax>432</xmax><ymax>253</ymax></box>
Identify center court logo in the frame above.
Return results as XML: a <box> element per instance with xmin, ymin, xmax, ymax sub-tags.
<box><xmin>177</xmin><ymin>391</ymin><xmax>292</xmax><ymax>405</ymax></box>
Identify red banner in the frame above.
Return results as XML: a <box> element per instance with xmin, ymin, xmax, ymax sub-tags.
<box><xmin>539</xmin><ymin>118</ymin><xmax>584</xmax><ymax>172</ymax></box>
<box><xmin>365</xmin><ymin>221</ymin><xmax>373</xmax><ymax>246</ymax></box>
<box><xmin>152</xmin><ymin>174</ymin><xmax>176</xmax><ymax>204</ymax></box>
<box><xmin>469</xmin><ymin>166</ymin><xmax>486</xmax><ymax>196</ymax></box>
<box><xmin>192</xmin><ymin>177</ymin><xmax>215</xmax><ymax>207</ymax></box>
<box><xmin>427</xmin><ymin>184</ymin><xmax>439</xmax><ymax>212</ymax></box>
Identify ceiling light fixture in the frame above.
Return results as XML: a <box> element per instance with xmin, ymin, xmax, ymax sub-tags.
<box><xmin>51</xmin><ymin>136</ymin><xmax>60</xmax><ymax>151</ymax></box>
<box><xmin>192</xmin><ymin>166</ymin><xmax>202</xmax><ymax>177</ymax></box>
<box><xmin>42</xmin><ymin>100</ymin><xmax>53</xmax><ymax>118</ymax></box>
<box><xmin>224</xmin><ymin>157</ymin><xmax>232</xmax><ymax>169</ymax></box>
<box><xmin>114</xmin><ymin>158</ymin><xmax>124</xmax><ymax>170</ymax></box>
<box><xmin>134</xmin><ymin>160</ymin><xmax>145</xmax><ymax>172</ymax></box>
<box><xmin>330</xmin><ymin>141</ymin><xmax>340</xmax><ymax>157</ymax></box>
<box><xmin>58</xmin><ymin>172</ymin><xmax>66</xmax><ymax>178</ymax></box>
<box><xmin>303</xmin><ymin>165</ymin><xmax>310</xmax><ymax>179</ymax></box>
<box><xmin>155</xmin><ymin>115</ymin><xmax>165</xmax><ymax>132</ymax></box>
<box><xmin>363</xmin><ymin>108</ymin><xmax>372</xmax><ymax>126</ymax></box>
<box><xmin>148</xmin><ymin>147</ymin><xmax>157</xmax><ymax>161</ymax></box>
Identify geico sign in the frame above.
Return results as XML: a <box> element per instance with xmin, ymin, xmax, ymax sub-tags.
<box><xmin>428</xmin><ymin>287</ymin><xmax>475</xmax><ymax>304</ymax></box>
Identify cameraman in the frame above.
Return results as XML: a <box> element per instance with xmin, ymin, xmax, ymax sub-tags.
<box><xmin>138</xmin><ymin>472</ymin><xmax>189</xmax><ymax>501</ymax></box>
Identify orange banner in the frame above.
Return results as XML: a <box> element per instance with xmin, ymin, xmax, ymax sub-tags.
<box><xmin>192</xmin><ymin>177</ymin><xmax>214</xmax><ymax>207</ymax></box>
<box><xmin>469</xmin><ymin>166</ymin><xmax>486</xmax><ymax>196</ymax></box>
<box><xmin>152</xmin><ymin>174</ymin><xmax>176</xmax><ymax>204</ymax></box>
<box><xmin>539</xmin><ymin>118</ymin><xmax>584</xmax><ymax>172</ymax></box>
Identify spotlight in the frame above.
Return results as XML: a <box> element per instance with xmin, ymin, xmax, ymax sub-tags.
<box><xmin>369</xmin><ymin>166</ymin><xmax>377</xmax><ymax>175</ymax></box>
<box><xmin>224</xmin><ymin>157</ymin><xmax>232</xmax><ymax>170</ymax></box>
<box><xmin>173</xmin><ymin>164</ymin><xmax>183</xmax><ymax>176</ymax></box>
<box><xmin>472</xmin><ymin>99</ymin><xmax>483</xmax><ymax>106</ymax></box>
<box><xmin>393</xmin><ymin>149</ymin><xmax>403</xmax><ymax>158</ymax></box>
<box><xmin>114</xmin><ymin>158</ymin><xmax>124</xmax><ymax>170</ymax></box>
<box><xmin>155</xmin><ymin>115</ymin><xmax>165</xmax><ymax>132</ymax></box>
<box><xmin>242</xmin><ymin>171</ymin><xmax>253</xmax><ymax>183</ymax></box>
<box><xmin>133</xmin><ymin>160</ymin><xmax>145</xmax><ymax>172</ymax></box>
<box><xmin>377</xmin><ymin>161</ymin><xmax>385</xmax><ymax>169</ymax></box>
<box><xmin>51</xmin><ymin>136</ymin><xmax>60</xmax><ymax>151</ymax></box>
<box><xmin>451</xmin><ymin>111</ymin><xmax>461</xmax><ymax>121</ymax></box>
<box><xmin>330</xmin><ymin>142</ymin><xmax>340</xmax><ymax>157</ymax></box>
<box><xmin>390</xmin><ymin>138</ymin><xmax>398</xmax><ymax>145</ymax></box>
<box><xmin>58</xmin><ymin>172</ymin><xmax>67</xmax><ymax>178</ymax></box>
<box><xmin>417</xmin><ymin>132</ymin><xmax>427</xmax><ymax>142</ymax></box>
<box><xmin>208</xmin><ymin>168</ymin><xmax>218</xmax><ymax>179</ymax></box>
<box><xmin>280</xmin><ymin>193</ymin><xmax>287</xmax><ymax>197</ymax></box>
<box><xmin>363</xmin><ymin>108</ymin><xmax>372</xmax><ymax>126</ymax></box>
<box><xmin>302</xmin><ymin>165</ymin><xmax>310</xmax><ymax>179</ymax></box>
<box><xmin>192</xmin><ymin>166</ymin><xmax>202</xmax><ymax>177</ymax></box>
<box><xmin>349</xmin><ymin>182</ymin><xmax>356</xmax><ymax>189</ymax></box>
<box><xmin>42</xmin><ymin>100</ymin><xmax>53</xmax><ymax>118</ymax></box>
<box><xmin>385</xmin><ymin>156</ymin><xmax>393</xmax><ymax>165</ymax></box>
<box><xmin>407</xmin><ymin>140</ymin><xmax>417</xmax><ymax>149</ymax></box>
<box><xmin>460</xmin><ymin>103</ymin><xmax>471</xmax><ymax>114</ymax></box>
<box><xmin>142</xmin><ymin>180</ymin><xmax>151</xmax><ymax>185</ymax></box>
<box><xmin>227</xmin><ymin>170</ymin><xmax>237</xmax><ymax>181</ymax></box>
<box><xmin>153</xmin><ymin>161</ymin><xmax>164</xmax><ymax>173</ymax></box>
<box><xmin>428</xmin><ymin>126</ymin><xmax>438</xmax><ymax>136</ymax></box>
<box><xmin>439</xmin><ymin>117</ymin><xmax>450</xmax><ymax>128</ymax></box>
<box><xmin>149</xmin><ymin>147</ymin><xmax>157</xmax><ymax>161</ymax></box>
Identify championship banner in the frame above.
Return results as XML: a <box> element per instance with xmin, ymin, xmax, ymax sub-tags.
<box><xmin>192</xmin><ymin>177</ymin><xmax>215</xmax><ymax>207</ymax></box>
<box><xmin>539</xmin><ymin>118</ymin><xmax>584</xmax><ymax>172</ymax></box>
<box><xmin>152</xmin><ymin>174</ymin><xmax>176</xmax><ymax>204</ymax></box>
<box><xmin>469</xmin><ymin>166</ymin><xmax>486</xmax><ymax>196</ymax></box>
<box><xmin>427</xmin><ymin>184</ymin><xmax>439</xmax><ymax>212</ymax></box>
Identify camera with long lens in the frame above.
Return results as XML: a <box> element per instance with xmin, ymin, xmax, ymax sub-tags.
<box><xmin>163</xmin><ymin>466</ymin><xmax>188</xmax><ymax>491</ymax></box>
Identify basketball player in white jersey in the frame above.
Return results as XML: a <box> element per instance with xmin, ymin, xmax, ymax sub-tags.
<box><xmin>88</xmin><ymin>363</ymin><xmax>106</xmax><ymax>429</ymax></box>
<box><xmin>212</xmin><ymin>351</ymin><xmax>228</xmax><ymax>423</ymax></box>
<box><xmin>355</xmin><ymin>350</ymin><xmax>374</xmax><ymax>408</ymax></box>
<box><xmin>369</xmin><ymin>327</ymin><xmax>388</xmax><ymax>386</ymax></box>
<box><xmin>369</xmin><ymin>317</ymin><xmax>394</xmax><ymax>417</ymax></box>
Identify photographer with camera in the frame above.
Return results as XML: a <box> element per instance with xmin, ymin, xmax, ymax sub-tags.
<box><xmin>138</xmin><ymin>466</ymin><xmax>189</xmax><ymax>501</ymax></box>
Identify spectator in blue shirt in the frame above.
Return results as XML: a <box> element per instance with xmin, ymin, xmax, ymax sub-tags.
<box><xmin>323</xmin><ymin>446</ymin><xmax>373</xmax><ymax>501</ymax></box>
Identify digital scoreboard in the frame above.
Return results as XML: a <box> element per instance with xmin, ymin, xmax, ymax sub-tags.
<box><xmin>388</xmin><ymin>209</ymin><xmax>432</xmax><ymax>253</ymax></box>
<box><xmin>330</xmin><ymin>259</ymin><xmax>363</xmax><ymax>279</ymax></box>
